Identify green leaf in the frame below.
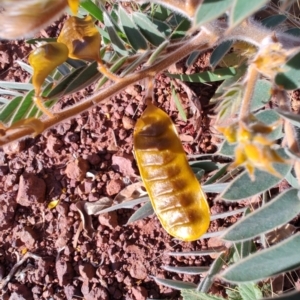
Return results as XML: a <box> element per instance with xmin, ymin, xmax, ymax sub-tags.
<box><xmin>255</xmin><ymin>109</ymin><xmax>282</xmax><ymax>140</ymax></box>
<box><xmin>221</xmin><ymin>233</ymin><xmax>300</xmax><ymax>283</ymax></box>
<box><xmin>81</xmin><ymin>0</ymin><xmax>103</xmax><ymax>22</ymax></box>
<box><xmin>170</xmin><ymin>18</ymin><xmax>191</xmax><ymax>39</ymax></box>
<box><xmin>63</xmin><ymin>62</ymin><xmax>101</xmax><ymax>95</ymax></box>
<box><xmin>221</xmin><ymin>158</ymin><xmax>292</xmax><ymax>201</ymax></box>
<box><xmin>146</xmin><ymin>40</ymin><xmax>169</xmax><ymax>65</ymax></box>
<box><xmin>186</xmin><ymin>51</ymin><xmax>201</xmax><ymax>67</ymax></box>
<box><xmin>198</xmin><ymin>252</ymin><xmax>227</xmax><ymax>292</ymax></box>
<box><xmin>210</xmin><ymin>40</ymin><xmax>233</xmax><ymax>68</ymax></box>
<box><xmin>151</xmin><ymin>4</ymin><xmax>172</xmax><ymax>21</ymax></box>
<box><xmin>171</xmin><ymin>85</ymin><xmax>187</xmax><ymax>121</ymax></box>
<box><xmin>0</xmin><ymin>98</ymin><xmax>9</xmax><ymax>105</ymax></box>
<box><xmin>132</xmin><ymin>12</ymin><xmax>166</xmax><ymax>46</ymax></box>
<box><xmin>230</xmin><ymin>0</ymin><xmax>269</xmax><ymax>29</ymax></box>
<box><xmin>218</xmin><ymin>140</ymin><xmax>235</xmax><ymax>157</ymax></box>
<box><xmin>0</xmin><ymin>81</ymin><xmax>33</xmax><ymax>91</ymax></box>
<box><xmin>250</xmin><ymin>80</ymin><xmax>272</xmax><ymax>112</ymax></box>
<box><xmin>96</xmin><ymin>56</ymin><xmax>126</xmax><ymax>89</ymax></box>
<box><xmin>285</xmin><ymin>170</ymin><xmax>300</xmax><ymax>189</ymax></box>
<box><xmin>168</xmin><ymin>67</ymin><xmax>237</xmax><ymax>83</ymax></box>
<box><xmin>57</xmin><ymin>64</ymin><xmax>71</xmax><ymax>76</ymax></box>
<box><xmin>212</xmin><ymin>208</ymin><xmax>247</xmax><ymax>222</ymax></box>
<box><xmin>203</xmin><ymin>183</ymin><xmax>228</xmax><ymax>194</ymax></box>
<box><xmin>66</xmin><ymin>58</ymin><xmax>86</xmax><ymax>69</ymax></box>
<box><xmin>0</xmin><ymin>89</ymin><xmax>22</xmax><ymax>97</ymax></box>
<box><xmin>284</xmin><ymin>28</ymin><xmax>300</xmax><ymax>37</ymax></box>
<box><xmin>276</xmin><ymin>108</ymin><xmax>300</xmax><ymax>127</ymax></box>
<box><xmin>194</xmin><ymin>0</ymin><xmax>232</xmax><ymax>27</ymax></box>
<box><xmin>211</xmin><ymin>65</ymin><xmax>247</xmax><ymax>102</ymax></box>
<box><xmin>0</xmin><ymin>96</ymin><xmax>23</xmax><ymax>123</ymax></box>
<box><xmin>151</xmin><ymin>277</ymin><xmax>197</xmax><ymax>290</ymax></box>
<box><xmin>119</xmin><ymin>6</ymin><xmax>148</xmax><ymax>51</ymax></box>
<box><xmin>103</xmin><ymin>11</ymin><xmax>128</xmax><ymax>56</ymax></box>
<box><xmin>152</xmin><ymin>18</ymin><xmax>171</xmax><ymax>37</ymax></box>
<box><xmin>189</xmin><ymin>160</ymin><xmax>219</xmax><ymax>172</ymax></box>
<box><xmin>10</xmin><ymin>90</ymin><xmax>35</xmax><ymax>124</ymax></box>
<box><xmin>95</xmin><ymin>196</ymin><xmax>149</xmax><ymax>214</ymax></box>
<box><xmin>121</xmin><ymin>51</ymin><xmax>150</xmax><ymax>77</ymax></box>
<box><xmin>181</xmin><ymin>289</ymin><xmax>225</xmax><ymax>300</ymax></box>
<box><xmin>15</xmin><ymin>60</ymin><xmax>34</xmax><ymax>75</ymax></box>
<box><xmin>238</xmin><ymin>283</ymin><xmax>263</xmax><ymax>300</ymax></box>
<box><xmin>126</xmin><ymin>201</ymin><xmax>154</xmax><ymax>224</ymax></box>
<box><xmin>261</xmin><ymin>15</ymin><xmax>287</xmax><ymax>28</ymax></box>
<box><xmin>222</xmin><ymin>189</ymin><xmax>300</xmax><ymax>241</ymax></box>
<box><xmin>45</xmin><ymin>66</ymin><xmax>85</xmax><ymax>99</ymax></box>
<box><xmin>162</xmin><ymin>265</ymin><xmax>209</xmax><ymax>275</ymax></box>
<box><xmin>275</xmin><ymin>50</ymin><xmax>300</xmax><ymax>90</ymax></box>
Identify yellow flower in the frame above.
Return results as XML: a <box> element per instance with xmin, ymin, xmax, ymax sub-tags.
<box><xmin>232</xmin><ymin>143</ymin><xmax>286</xmax><ymax>180</ymax></box>
<box><xmin>217</xmin><ymin>116</ymin><xmax>287</xmax><ymax>180</ymax></box>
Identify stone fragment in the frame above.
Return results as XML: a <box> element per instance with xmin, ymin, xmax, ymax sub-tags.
<box><xmin>111</xmin><ymin>154</ymin><xmax>135</xmax><ymax>176</ymax></box>
<box><xmin>122</xmin><ymin>116</ymin><xmax>135</xmax><ymax>130</ymax></box>
<box><xmin>46</xmin><ymin>135</ymin><xmax>63</xmax><ymax>153</ymax></box>
<box><xmin>65</xmin><ymin>158</ymin><xmax>89</xmax><ymax>181</ymax></box>
<box><xmin>16</xmin><ymin>173</ymin><xmax>46</xmax><ymax>206</ymax></box>
<box><xmin>79</xmin><ymin>262</ymin><xmax>96</xmax><ymax>280</ymax></box>
<box><xmin>55</xmin><ymin>259</ymin><xmax>74</xmax><ymax>286</ymax></box>
<box><xmin>106</xmin><ymin>179</ymin><xmax>124</xmax><ymax>196</ymax></box>
<box><xmin>131</xmin><ymin>286</ymin><xmax>147</xmax><ymax>300</ymax></box>
<box><xmin>98</xmin><ymin>211</ymin><xmax>118</xmax><ymax>229</ymax></box>
<box><xmin>20</xmin><ymin>226</ymin><xmax>38</xmax><ymax>249</ymax></box>
<box><xmin>129</xmin><ymin>262</ymin><xmax>147</xmax><ymax>280</ymax></box>
<box><xmin>3</xmin><ymin>140</ymin><xmax>25</xmax><ymax>155</ymax></box>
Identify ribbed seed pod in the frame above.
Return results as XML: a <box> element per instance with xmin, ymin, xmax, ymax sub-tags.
<box><xmin>134</xmin><ymin>103</ymin><xmax>210</xmax><ymax>241</ymax></box>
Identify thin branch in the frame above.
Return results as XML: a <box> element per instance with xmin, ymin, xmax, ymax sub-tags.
<box><xmin>0</xmin><ymin>29</ymin><xmax>217</xmax><ymax>146</ymax></box>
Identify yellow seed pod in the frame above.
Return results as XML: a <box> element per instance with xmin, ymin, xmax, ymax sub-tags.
<box><xmin>57</xmin><ymin>15</ymin><xmax>101</xmax><ymax>61</ymax></box>
<box><xmin>29</xmin><ymin>42</ymin><xmax>69</xmax><ymax>96</ymax></box>
<box><xmin>134</xmin><ymin>103</ymin><xmax>210</xmax><ymax>241</ymax></box>
<box><xmin>0</xmin><ymin>0</ymin><xmax>68</xmax><ymax>39</ymax></box>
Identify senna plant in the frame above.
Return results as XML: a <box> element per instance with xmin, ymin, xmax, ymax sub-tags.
<box><xmin>2</xmin><ymin>0</ymin><xmax>300</xmax><ymax>299</ymax></box>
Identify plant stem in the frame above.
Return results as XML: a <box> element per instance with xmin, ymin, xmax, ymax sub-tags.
<box><xmin>0</xmin><ymin>30</ymin><xmax>217</xmax><ymax>146</ymax></box>
<box><xmin>239</xmin><ymin>64</ymin><xmax>258</xmax><ymax>120</ymax></box>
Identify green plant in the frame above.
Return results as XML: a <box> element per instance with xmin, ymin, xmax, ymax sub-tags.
<box><xmin>2</xmin><ymin>0</ymin><xmax>300</xmax><ymax>299</ymax></box>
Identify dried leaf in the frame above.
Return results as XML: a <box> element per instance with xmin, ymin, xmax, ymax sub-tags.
<box><xmin>84</xmin><ymin>197</ymin><xmax>113</xmax><ymax>215</ymax></box>
<box><xmin>75</xmin><ymin>201</ymin><xmax>94</xmax><ymax>238</ymax></box>
<box><xmin>114</xmin><ymin>182</ymin><xmax>147</xmax><ymax>202</ymax></box>
<box><xmin>29</xmin><ymin>42</ymin><xmax>69</xmax><ymax>96</ymax></box>
<box><xmin>57</xmin><ymin>15</ymin><xmax>101</xmax><ymax>62</ymax></box>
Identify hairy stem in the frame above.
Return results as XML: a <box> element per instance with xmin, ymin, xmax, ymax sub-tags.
<box><xmin>239</xmin><ymin>64</ymin><xmax>258</xmax><ymax>120</ymax></box>
<box><xmin>0</xmin><ymin>30</ymin><xmax>217</xmax><ymax>146</ymax></box>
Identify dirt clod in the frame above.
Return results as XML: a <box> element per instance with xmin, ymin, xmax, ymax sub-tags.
<box><xmin>16</xmin><ymin>173</ymin><xmax>46</xmax><ymax>206</ymax></box>
<box><xmin>131</xmin><ymin>285</ymin><xmax>148</xmax><ymax>300</ymax></box>
<box><xmin>106</xmin><ymin>179</ymin><xmax>124</xmax><ymax>196</ymax></box>
<box><xmin>65</xmin><ymin>158</ymin><xmax>89</xmax><ymax>181</ymax></box>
